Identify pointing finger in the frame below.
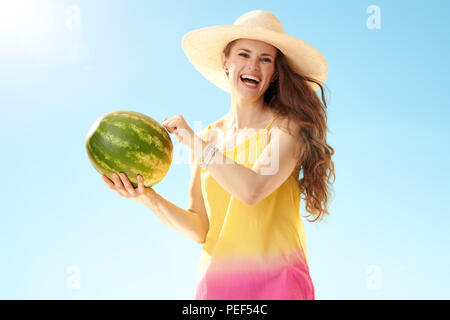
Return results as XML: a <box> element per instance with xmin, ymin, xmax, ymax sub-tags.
<box><xmin>162</xmin><ymin>119</ymin><xmax>171</xmax><ymax>132</ymax></box>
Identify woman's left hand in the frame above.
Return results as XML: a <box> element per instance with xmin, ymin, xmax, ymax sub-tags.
<box><xmin>162</xmin><ymin>114</ymin><xmax>196</xmax><ymax>148</ymax></box>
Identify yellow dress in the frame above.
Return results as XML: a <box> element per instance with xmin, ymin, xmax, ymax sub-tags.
<box><xmin>196</xmin><ymin>115</ymin><xmax>314</xmax><ymax>300</ymax></box>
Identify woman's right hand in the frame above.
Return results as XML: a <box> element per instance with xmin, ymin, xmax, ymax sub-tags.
<box><xmin>101</xmin><ymin>172</ymin><xmax>158</xmax><ymax>205</ymax></box>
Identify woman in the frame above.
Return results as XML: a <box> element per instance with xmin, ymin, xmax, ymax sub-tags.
<box><xmin>102</xmin><ymin>10</ymin><xmax>335</xmax><ymax>300</ymax></box>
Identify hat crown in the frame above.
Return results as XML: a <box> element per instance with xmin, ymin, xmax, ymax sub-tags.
<box><xmin>181</xmin><ymin>9</ymin><xmax>327</xmax><ymax>92</ymax></box>
<box><xmin>233</xmin><ymin>10</ymin><xmax>285</xmax><ymax>34</ymax></box>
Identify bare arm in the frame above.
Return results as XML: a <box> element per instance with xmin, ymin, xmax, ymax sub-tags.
<box><xmin>186</xmin><ymin>131</ymin><xmax>210</xmax><ymax>242</ymax></box>
<box><xmin>140</xmin><ymin>193</ymin><xmax>207</xmax><ymax>244</ymax></box>
<box><xmin>101</xmin><ymin>135</ymin><xmax>210</xmax><ymax>244</ymax></box>
<box><xmin>141</xmin><ymin>133</ymin><xmax>210</xmax><ymax>244</ymax></box>
<box><xmin>190</xmin><ymin>122</ymin><xmax>302</xmax><ymax>205</ymax></box>
<box><xmin>249</xmin><ymin>127</ymin><xmax>302</xmax><ymax>204</ymax></box>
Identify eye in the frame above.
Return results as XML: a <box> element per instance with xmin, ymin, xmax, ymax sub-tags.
<box><xmin>239</xmin><ymin>53</ymin><xmax>272</xmax><ymax>63</ymax></box>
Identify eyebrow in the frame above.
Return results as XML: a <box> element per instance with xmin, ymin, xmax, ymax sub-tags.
<box><xmin>237</xmin><ymin>48</ymin><xmax>274</xmax><ymax>58</ymax></box>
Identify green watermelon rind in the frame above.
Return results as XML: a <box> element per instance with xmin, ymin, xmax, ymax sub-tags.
<box><xmin>86</xmin><ymin>110</ymin><xmax>173</xmax><ymax>188</ymax></box>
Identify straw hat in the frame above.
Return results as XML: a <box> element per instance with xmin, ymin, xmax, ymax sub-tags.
<box><xmin>181</xmin><ymin>9</ymin><xmax>328</xmax><ymax>92</ymax></box>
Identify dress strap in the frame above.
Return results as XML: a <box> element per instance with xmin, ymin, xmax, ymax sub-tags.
<box><xmin>264</xmin><ymin>115</ymin><xmax>279</xmax><ymax>131</ymax></box>
<box><xmin>205</xmin><ymin>124</ymin><xmax>211</xmax><ymax>143</ymax></box>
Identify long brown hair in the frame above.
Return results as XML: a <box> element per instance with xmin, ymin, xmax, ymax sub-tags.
<box><xmin>223</xmin><ymin>39</ymin><xmax>335</xmax><ymax>222</ymax></box>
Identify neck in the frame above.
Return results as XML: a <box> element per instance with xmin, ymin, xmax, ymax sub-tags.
<box><xmin>225</xmin><ymin>94</ymin><xmax>269</xmax><ymax>130</ymax></box>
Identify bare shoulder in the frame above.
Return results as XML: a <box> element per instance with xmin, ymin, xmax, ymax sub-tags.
<box><xmin>269</xmin><ymin>114</ymin><xmax>301</xmax><ymax>138</ymax></box>
<box><xmin>268</xmin><ymin>115</ymin><xmax>303</xmax><ymax>159</ymax></box>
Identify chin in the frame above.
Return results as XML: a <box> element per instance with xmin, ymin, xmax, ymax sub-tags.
<box><xmin>235</xmin><ymin>84</ymin><xmax>266</xmax><ymax>96</ymax></box>
<box><xmin>236</xmin><ymin>89</ymin><xmax>261</xmax><ymax>98</ymax></box>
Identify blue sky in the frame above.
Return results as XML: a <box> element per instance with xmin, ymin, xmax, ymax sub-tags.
<box><xmin>0</xmin><ymin>0</ymin><xmax>449</xmax><ymax>299</ymax></box>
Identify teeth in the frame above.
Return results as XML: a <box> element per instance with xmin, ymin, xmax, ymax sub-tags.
<box><xmin>241</xmin><ymin>74</ymin><xmax>260</xmax><ymax>83</ymax></box>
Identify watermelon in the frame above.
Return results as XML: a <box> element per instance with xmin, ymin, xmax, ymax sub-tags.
<box><xmin>85</xmin><ymin>110</ymin><xmax>173</xmax><ymax>188</ymax></box>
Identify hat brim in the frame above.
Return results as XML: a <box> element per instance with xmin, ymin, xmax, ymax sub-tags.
<box><xmin>182</xmin><ymin>25</ymin><xmax>328</xmax><ymax>92</ymax></box>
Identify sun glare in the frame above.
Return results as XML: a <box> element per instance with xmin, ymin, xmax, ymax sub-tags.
<box><xmin>0</xmin><ymin>0</ymin><xmax>39</xmax><ymax>32</ymax></box>
<box><xmin>0</xmin><ymin>0</ymin><xmax>51</xmax><ymax>47</ymax></box>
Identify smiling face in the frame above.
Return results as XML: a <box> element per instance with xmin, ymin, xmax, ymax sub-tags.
<box><xmin>221</xmin><ymin>39</ymin><xmax>277</xmax><ymax>99</ymax></box>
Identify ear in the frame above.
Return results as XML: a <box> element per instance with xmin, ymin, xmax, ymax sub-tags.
<box><xmin>221</xmin><ymin>52</ymin><xmax>228</xmax><ymax>71</ymax></box>
<box><xmin>221</xmin><ymin>52</ymin><xmax>229</xmax><ymax>76</ymax></box>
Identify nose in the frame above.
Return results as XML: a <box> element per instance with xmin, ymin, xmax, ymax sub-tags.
<box><xmin>248</xmin><ymin>57</ymin><xmax>260</xmax><ymax>71</ymax></box>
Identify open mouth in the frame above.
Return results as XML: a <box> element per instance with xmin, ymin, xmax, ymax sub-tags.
<box><xmin>240</xmin><ymin>75</ymin><xmax>260</xmax><ymax>88</ymax></box>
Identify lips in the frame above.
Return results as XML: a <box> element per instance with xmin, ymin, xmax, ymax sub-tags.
<box><xmin>240</xmin><ymin>74</ymin><xmax>261</xmax><ymax>88</ymax></box>
<box><xmin>240</xmin><ymin>77</ymin><xmax>259</xmax><ymax>89</ymax></box>
<box><xmin>241</xmin><ymin>73</ymin><xmax>262</xmax><ymax>82</ymax></box>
